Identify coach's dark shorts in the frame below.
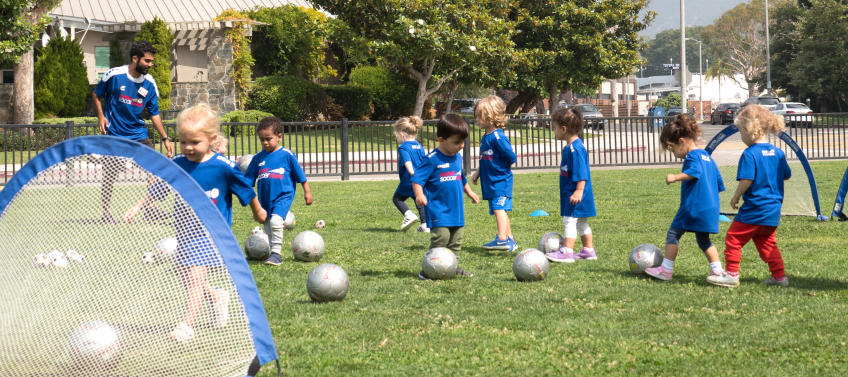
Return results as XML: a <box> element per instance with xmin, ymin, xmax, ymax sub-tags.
<box><xmin>138</xmin><ymin>138</ymin><xmax>154</xmax><ymax>148</ymax></box>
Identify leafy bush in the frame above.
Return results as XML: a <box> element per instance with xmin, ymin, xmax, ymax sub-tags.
<box><xmin>249</xmin><ymin>5</ymin><xmax>335</xmax><ymax>80</ymax></box>
<box><xmin>135</xmin><ymin>17</ymin><xmax>174</xmax><ymax>110</ymax></box>
<box><xmin>34</xmin><ymin>37</ymin><xmax>89</xmax><ymax>118</ymax></box>
<box><xmin>33</xmin><ymin>117</ymin><xmax>98</xmax><ymax>125</ymax></box>
<box><xmin>246</xmin><ymin>75</ymin><xmax>341</xmax><ymax>121</ymax></box>
<box><xmin>348</xmin><ymin>66</ymin><xmax>416</xmax><ymax>119</ymax></box>
<box><xmin>323</xmin><ymin>84</ymin><xmax>372</xmax><ymax>120</ymax></box>
<box><xmin>221</xmin><ymin>110</ymin><xmax>275</xmax><ymax>123</ymax></box>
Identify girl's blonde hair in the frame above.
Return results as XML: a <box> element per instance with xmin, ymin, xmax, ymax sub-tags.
<box><xmin>735</xmin><ymin>104</ymin><xmax>785</xmax><ymax>140</ymax></box>
<box><xmin>474</xmin><ymin>95</ymin><xmax>507</xmax><ymax>129</ymax></box>
<box><xmin>177</xmin><ymin>103</ymin><xmax>219</xmax><ymax>141</ymax></box>
<box><xmin>393</xmin><ymin>115</ymin><xmax>423</xmax><ymax>141</ymax></box>
<box><xmin>213</xmin><ymin>131</ymin><xmax>228</xmax><ymax>154</ymax></box>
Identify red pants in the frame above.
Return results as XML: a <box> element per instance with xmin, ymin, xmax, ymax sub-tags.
<box><xmin>723</xmin><ymin>221</ymin><xmax>785</xmax><ymax>278</ymax></box>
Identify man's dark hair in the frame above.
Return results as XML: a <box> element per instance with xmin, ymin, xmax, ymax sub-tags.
<box><xmin>129</xmin><ymin>41</ymin><xmax>157</xmax><ymax>61</ymax></box>
<box><xmin>257</xmin><ymin>116</ymin><xmax>284</xmax><ymax>135</ymax></box>
<box><xmin>436</xmin><ymin>114</ymin><xmax>469</xmax><ymax>140</ymax></box>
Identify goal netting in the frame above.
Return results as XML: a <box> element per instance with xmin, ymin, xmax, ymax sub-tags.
<box><xmin>0</xmin><ymin>136</ymin><xmax>276</xmax><ymax>376</ymax></box>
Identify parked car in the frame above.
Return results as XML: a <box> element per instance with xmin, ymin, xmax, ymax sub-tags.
<box><xmin>742</xmin><ymin>95</ymin><xmax>780</xmax><ymax>110</ymax></box>
<box><xmin>771</xmin><ymin>102</ymin><xmax>814</xmax><ymax>128</ymax></box>
<box><xmin>454</xmin><ymin>98</ymin><xmax>480</xmax><ymax>115</ymax></box>
<box><xmin>664</xmin><ymin>107</ymin><xmax>694</xmax><ymax>118</ymax></box>
<box><xmin>557</xmin><ymin>102</ymin><xmax>605</xmax><ymax>130</ymax></box>
<box><xmin>710</xmin><ymin>103</ymin><xmax>741</xmax><ymax>125</ymax></box>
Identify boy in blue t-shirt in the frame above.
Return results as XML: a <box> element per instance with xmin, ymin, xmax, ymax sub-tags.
<box><xmin>245</xmin><ymin>117</ymin><xmax>313</xmax><ymax>266</ymax></box>
<box><xmin>470</xmin><ymin>96</ymin><xmax>518</xmax><ymax>251</ymax></box>
<box><xmin>412</xmin><ymin>114</ymin><xmax>480</xmax><ymax>278</ymax></box>
<box><xmin>548</xmin><ymin>107</ymin><xmax>597</xmax><ymax>263</ymax></box>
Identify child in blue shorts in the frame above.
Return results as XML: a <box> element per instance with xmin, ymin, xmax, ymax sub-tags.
<box><xmin>547</xmin><ymin>107</ymin><xmax>597</xmax><ymax>263</ymax></box>
<box><xmin>244</xmin><ymin>117</ymin><xmax>313</xmax><ymax>266</ymax></box>
<box><xmin>413</xmin><ymin>114</ymin><xmax>480</xmax><ymax>278</ymax></box>
<box><xmin>470</xmin><ymin>95</ymin><xmax>518</xmax><ymax>251</ymax></box>
<box><xmin>392</xmin><ymin>116</ymin><xmax>429</xmax><ymax>232</ymax></box>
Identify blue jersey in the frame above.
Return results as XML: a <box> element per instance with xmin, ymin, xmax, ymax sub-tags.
<box><xmin>412</xmin><ymin>149</ymin><xmax>467</xmax><ymax>227</ymax></box>
<box><xmin>671</xmin><ymin>149</ymin><xmax>725</xmax><ymax>233</ymax></box>
<box><xmin>559</xmin><ymin>138</ymin><xmax>596</xmax><ymax>217</ymax></box>
<box><xmin>735</xmin><ymin>143</ymin><xmax>791</xmax><ymax>226</ymax></box>
<box><xmin>245</xmin><ymin>147</ymin><xmax>307</xmax><ymax>218</ymax></box>
<box><xmin>93</xmin><ymin>66</ymin><xmax>160</xmax><ymax>141</ymax></box>
<box><xmin>174</xmin><ymin>152</ymin><xmax>256</xmax><ymax>226</ymax></box>
<box><xmin>478</xmin><ymin>128</ymin><xmax>516</xmax><ymax>199</ymax></box>
<box><xmin>395</xmin><ymin>141</ymin><xmax>427</xmax><ymax>197</ymax></box>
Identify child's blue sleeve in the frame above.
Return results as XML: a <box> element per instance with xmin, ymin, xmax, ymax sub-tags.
<box><xmin>780</xmin><ymin>155</ymin><xmax>792</xmax><ymax>180</ymax></box>
<box><xmin>398</xmin><ymin>148</ymin><xmax>411</xmax><ymax>166</ymax></box>
<box><xmin>495</xmin><ymin>134</ymin><xmax>516</xmax><ymax>165</ymax></box>
<box><xmin>412</xmin><ymin>159</ymin><xmax>433</xmax><ymax>187</ymax></box>
<box><xmin>716</xmin><ymin>165</ymin><xmax>726</xmax><ymax>192</ymax></box>
<box><xmin>229</xmin><ymin>165</ymin><xmax>257</xmax><ymax>206</ymax></box>
<box><xmin>571</xmin><ymin>148</ymin><xmax>591</xmax><ymax>182</ymax></box>
<box><xmin>736</xmin><ymin>152</ymin><xmax>755</xmax><ymax>181</ymax></box>
<box><xmin>681</xmin><ymin>153</ymin><xmax>701</xmax><ymax>179</ymax></box>
<box><xmin>244</xmin><ymin>156</ymin><xmax>259</xmax><ymax>184</ymax></box>
<box><xmin>289</xmin><ymin>154</ymin><xmax>307</xmax><ymax>183</ymax></box>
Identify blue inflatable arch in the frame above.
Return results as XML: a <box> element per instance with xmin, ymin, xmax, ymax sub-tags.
<box><xmin>832</xmin><ymin>166</ymin><xmax>848</xmax><ymax>220</ymax></box>
<box><xmin>704</xmin><ymin>124</ymin><xmax>827</xmax><ymax>221</ymax></box>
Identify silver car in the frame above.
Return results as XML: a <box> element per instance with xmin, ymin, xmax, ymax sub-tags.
<box><xmin>771</xmin><ymin>102</ymin><xmax>814</xmax><ymax>128</ymax></box>
<box><xmin>557</xmin><ymin>102</ymin><xmax>605</xmax><ymax>130</ymax></box>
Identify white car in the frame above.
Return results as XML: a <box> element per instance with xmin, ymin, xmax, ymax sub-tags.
<box><xmin>771</xmin><ymin>102</ymin><xmax>814</xmax><ymax>128</ymax></box>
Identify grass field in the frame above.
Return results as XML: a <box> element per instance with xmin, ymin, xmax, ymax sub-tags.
<box><xmin>230</xmin><ymin>160</ymin><xmax>848</xmax><ymax>376</ymax></box>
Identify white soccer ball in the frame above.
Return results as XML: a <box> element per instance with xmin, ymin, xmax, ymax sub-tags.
<box><xmin>421</xmin><ymin>247</ymin><xmax>458</xmax><ymax>280</ymax></box>
<box><xmin>68</xmin><ymin>320</ymin><xmax>123</xmax><ymax>370</ymax></box>
<box><xmin>237</xmin><ymin>154</ymin><xmax>253</xmax><ymax>173</ymax></box>
<box><xmin>315</xmin><ymin>219</ymin><xmax>326</xmax><ymax>229</ymax></box>
<box><xmin>244</xmin><ymin>232</ymin><xmax>271</xmax><ymax>260</ymax></box>
<box><xmin>537</xmin><ymin>232</ymin><xmax>564</xmax><ymax>253</ymax></box>
<box><xmin>283</xmin><ymin>211</ymin><xmax>296</xmax><ymax>230</ymax></box>
<box><xmin>292</xmin><ymin>231</ymin><xmax>325</xmax><ymax>262</ymax></box>
<box><xmin>513</xmin><ymin>248</ymin><xmax>551</xmax><ymax>282</ymax></box>
<box><xmin>251</xmin><ymin>226</ymin><xmax>264</xmax><ymax>235</ymax></box>
<box><xmin>52</xmin><ymin>256</ymin><xmax>69</xmax><ymax>268</ymax></box>
<box><xmin>154</xmin><ymin>237</ymin><xmax>178</xmax><ymax>262</ymax></box>
<box><xmin>67</xmin><ymin>250</ymin><xmax>85</xmax><ymax>264</ymax></box>
<box><xmin>47</xmin><ymin>249</ymin><xmax>64</xmax><ymax>263</ymax></box>
<box><xmin>141</xmin><ymin>251</ymin><xmax>156</xmax><ymax>264</ymax></box>
<box><xmin>33</xmin><ymin>253</ymin><xmax>50</xmax><ymax>267</ymax></box>
<box><xmin>629</xmin><ymin>243</ymin><xmax>663</xmax><ymax>274</ymax></box>
<box><xmin>306</xmin><ymin>263</ymin><xmax>349</xmax><ymax>302</ymax></box>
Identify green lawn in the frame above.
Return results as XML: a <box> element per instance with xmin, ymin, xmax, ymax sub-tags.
<box><xmin>231</xmin><ymin>160</ymin><xmax>848</xmax><ymax>376</ymax></box>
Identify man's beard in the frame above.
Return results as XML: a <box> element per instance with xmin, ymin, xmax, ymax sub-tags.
<box><xmin>135</xmin><ymin>65</ymin><xmax>150</xmax><ymax>75</ymax></box>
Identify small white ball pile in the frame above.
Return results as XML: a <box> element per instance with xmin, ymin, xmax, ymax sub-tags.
<box><xmin>35</xmin><ymin>249</ymin><xmax>85</xmax><ymax>268</ymax></box>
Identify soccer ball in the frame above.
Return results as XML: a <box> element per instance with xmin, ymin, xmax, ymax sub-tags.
<box><xmin>513</xmin><ymin>248</ymin><xmax>550</xmax><ymax>282</ymax></box>
<box><xmin>629</xmin><ymin>243</ymin><xmax>663</xmax><ymax>274</ymax></box>
<box><xmin>315</xmin><ymin>219</ymin><xmax>326</xmax><ymax>229</ymax></box>
<box><xmin>421</xmin><ymin>247</ymin><xmax>458</xmax><ymax>280</ymax></box>
<box><xmin>47</xmin><ymin>249</ymin><xmax>64</xmax><ymax>263</ymax></box>
<box><xmin>68</xmin><ymin>320</ymin><xmax>123</xmax><ymax>370</ymax></box>
<box><xmin>306</xmin><ymin>263</ymin><xmax>349</xmax><ymax>302</ymax></box>
<box><xmin>244</xmin><ymin>233</ymin><xmax>271</xmax><ymax>260</ymax></box>
<box><xmin>283</xmin><ymin>211</ymin><xmax>296</xmax><ymax>230</ymax></box>
<box><xmin>33</xmin><ymin>253</ymin><xmax>50</xmax><ymax>267</ymax></box>
<box><xmin>66</xmin><ymin>250</ymin><xmax>85</xmax><ymax>264</ymax></box>
<box><xmin>141</xmin><ymin>251</ymin><xmax>156</xmax><ymax>264</ymax></box>
<box><xmin>251</xmin><ymin>226</ymin><xmax>264</xmax><ymax>234</ymax></box>
<box><xmin>237</xmin><ymin>154</ymin><xmax>253</xmax><ymax>173</ymax></box>
<box><xmin>154</xmin><ymin>237</ymin><xmax>178</xmax><ymax>262</ymax></box>
<box><xmin>292</xmin><ymin>231</ymin><xmax>325</xmax><ymax>262</ymax></box>
<box><xmin>537</xmin><ymin>232</ymin><xmax>564</xmax><ymax>253</ymax></box>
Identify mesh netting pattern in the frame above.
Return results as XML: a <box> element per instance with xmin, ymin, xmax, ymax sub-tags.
<box><xmin>0</xmin><ymin>154</ymin><xmax>257</xmax><ymax>376</ymax></box>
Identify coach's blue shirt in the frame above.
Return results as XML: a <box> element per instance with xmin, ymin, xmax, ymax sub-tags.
<box><xmin>245</xmin><ymin>147</ymin><xmax>307</xmax><ymax>218</ymax></box>
<box><xmin>174</xmin><ymin>152</ymin><xmax>256</xmax><ymax>226</ymax></box>
<box><xmin>412</xmin><ymin>149</ymin><xmax>467</xmax><ymax>227</ymax></box>
<box><xmin>559</xmin><ymin>138</ymin><xmax>596</xmax><ymax>218</ymax></box>
<box><xmin>478</xmin><ymin>128</ymin><xmax>516</xmax><ymax>199</ymax></box>
<box><xmin>671</xmin><ymin>149</ymin><xmax>725</xmax><ymax>233</ymax></box>
<box><xmin>93</xmin><ymin>66</ymin><xmax>160</xmax><ymax>141</ymax></box>
<box><xmin>735</xmin><ymin>143</ymin><xmax>791</xmax><ymax>226</ymax></box>
<box><xmin>395</xmin><ymin>140</ymin><xmax>427</xmax><ymax>197</ymax></box>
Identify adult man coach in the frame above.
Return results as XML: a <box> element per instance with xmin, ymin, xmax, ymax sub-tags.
<box><xmin>92</xmin><ymin>40</ymin><xmax>174</xmax><ymax>223</ymax></box>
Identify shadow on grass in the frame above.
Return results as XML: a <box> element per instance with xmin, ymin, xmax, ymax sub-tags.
<box><xmin>778</xmin><ymin>276</ymin><xmax>848</xmax><ymax>291</ymax></box>
<box><xmin>360</xmin><ymin>269</ymin><xmax>418</xmax><ymax>279</ymax></box>
<box><xmin>463</xmin><ymin>246</ymin><xmax>510</xmax><ymax>257</ymax></box>
<box><xmin>362</xmin><ymin>227</ymin><xmax>399</xmax><ymax>233</ymax></box>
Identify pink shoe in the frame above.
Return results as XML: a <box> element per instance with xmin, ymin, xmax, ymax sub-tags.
<box><xmin>574</xmin><ymin>248</ymin><xmax>597</xmax><ymax>260</ymax></box>
<box><xmin>545</xmin><ymin>248</ymin><xmax>575</xmax><ymax>263</ymax></box>
<box><xmin>644</xmin><ymin>266</ymin><xmax>673</xmax><ymax>281</ymax></box>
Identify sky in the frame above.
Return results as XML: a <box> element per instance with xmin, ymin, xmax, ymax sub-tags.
<box><xmin>639</xmin><ymin>0</ymin><xmax>748</xmax><ymax>39</ymax></box>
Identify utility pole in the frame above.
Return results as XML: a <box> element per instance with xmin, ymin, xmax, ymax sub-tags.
<box><xmin>679</xmin><ymin>0</ymin><xmax>687</xmax><ymax>114</ymax></box>
<box><xmin>765</xmin><ymin>0</ymin><xmax>772</xmax><ymax>95</ymax></box>
<box><xmin>688</xmin><ymin>38</ymin><xmax>703</xmax><ymax>121</ymax></box>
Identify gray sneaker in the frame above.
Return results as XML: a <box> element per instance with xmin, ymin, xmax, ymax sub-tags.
<box><xmin>455</xmin><ymin>266</ymin><xmax>473</xmax><ymax>277</ymax></box>
<box><xmin>707</xmin><ymin>271</ymin><xmax>740</xmax><ymax>288</ymax></box>
<box><xmin>762</xmin><ymin>276</ymin><xmax>789</xmax><ymax>287</ymax></box>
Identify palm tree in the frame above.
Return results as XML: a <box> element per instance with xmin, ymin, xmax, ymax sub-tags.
<box><xmin>705</xmin><ymin>57</ymin><xmax>737</xmax><ymax>104</ymax></box>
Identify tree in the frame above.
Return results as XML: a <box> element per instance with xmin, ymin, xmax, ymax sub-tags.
<box><xmin>641</xmin><ymin>27</ymin><xmax>710</xmax><ymax>77</ymax></box>
<box><xmin>135</xmin><ymin>17</ymin><xmax>174</xmax><ymax>110</ymax></box>
<box><xmin>34</xmin><ymin>36</ymin><xmax>88</xmax><ymax>117</ymax></box>
<box><xmin>704</xmin><ymin>57</ymin><xmax>736</xmax><ymax>103</ymax></box>
<box><xmin>249</xmin><ymin>5</ymin><xmax>336</xmax><ymax>80</ymax></box>
<box><xmin>2</xmin><ymin>0</ymin><xmax>62</xmax><ymax>124</ymax></box>
<box><xmin>763</xmin><ymin>0</ymin><xmax>804</xmax><ymax>101</ymax></box>
<box><xmin>216</xmin><ymin>10</ymin><xmax>255</xmax><ymax>110</ymax></box>
<box><xmin>311</xmin><ymin>0</ymin><xmax>517</xmax><ymax>117</ymax></box>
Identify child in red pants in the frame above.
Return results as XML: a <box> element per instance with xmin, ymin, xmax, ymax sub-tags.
<box><xmin>708</xmin><ymin>105</ymin><xmax>791</xmax><ymax>288</ymax></box>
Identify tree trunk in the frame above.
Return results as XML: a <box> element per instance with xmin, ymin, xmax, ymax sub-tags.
<box><xmin>610</xmin><ymin>78</ymin><xmax>619</xmax><ymax>118</ymax></box>
<box><xmin>443</xmin><ymin>79</ymin><xmax>458</xmax><ymax>117</ymax></box>
<box><xmin>506</xmin><ymin>91</ymin><xmax>533</xmax><ymax>114</ymax></box>
<box><xmin>521</xmin><ymin>94</ymin><xmax>539</xmax><ymax>114</ymax></box>
<box><xmin>548</xmin><ymin>82</ymin><xmax>558</xmax><ymax>115</ymax></box>
<box><xmin>13</xmin><ymin>49</ymin><xmax>35</xmax><ymax>125</ymax></box>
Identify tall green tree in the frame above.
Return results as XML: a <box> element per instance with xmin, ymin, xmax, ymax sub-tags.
<box><xmin>704</xmin><ymin>57</ymin><xmax>737</xmax><ymax>103</ymax></box>
<box><xmin>135</xmin><ymin>17</ymin><xmax>173</xmax><ymax>110</ymax></box>
<box><xmin>249</xmin><ymin>5</ymin><xmax>336</xmax><ymax>80</ymax></box>
<box><xmin>311</xmin><ymin>0</ymin><xmax>517</xmax><ymax>117</ymax></box>
<box><xmin>764</xmin><ymin>0</ymin><xmax>804</xmax><ymax>101</ymax></box>
<box><xmin>641</xmin><ymin>27</ymin><xmax>711</xmax><ymax>77</ymax></box>
<box><xmin>34</xmin><ymin>36</ymin><xmax>88</xmax><ymax>117</ymax></box>
<box><xmin>2</xmin><ymin>0</ymin><xmax>62</xmax><ymax>124</ymax></box>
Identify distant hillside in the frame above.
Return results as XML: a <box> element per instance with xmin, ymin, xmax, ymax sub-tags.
<box><xmin>640</xmin><ymin>0</ymin><xmax>747</xmax><ymax>38</ymax></box>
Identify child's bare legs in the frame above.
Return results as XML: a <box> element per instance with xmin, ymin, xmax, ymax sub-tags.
<box><xmin>182</xmin><ymin>266</ymin><xmax>207</xmax><ymax>329</ymax></box>
<box><xmin>494</xmin><ymin>209</ymin><xmax>512</xmax><ymax>240</ymax></box>
<box><xmin>171</xmin><ymin>266</ymin><xmax>229</xmax><ymax>342</ymax></box>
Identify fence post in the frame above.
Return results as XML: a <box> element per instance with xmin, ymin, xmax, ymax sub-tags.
<box><xmin>341</xmin><ymin>118</ymin><xmax>349</xmax><ymax>181</ymax></box>
<box><xmin>65</xmin><ymin>120</ymin><xmax>74</xmax><ymax>141</ymax></box>
<box><xmin>463</xmin><ymin>138</ymin><xmax>471</xmax><ymax>174</ymax></box>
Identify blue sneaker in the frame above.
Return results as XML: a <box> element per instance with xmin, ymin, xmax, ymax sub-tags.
<box><xmin>507</xmin><ymin>237</ymin><xmax>518</xmax><ymax>252</ymax></box>
<box><xmin>482</xmin><ymin>235</ymin><xmax>510</xmax><ymax>250</ymax></box>
<box><xmin>264</xmin><ymin>253</ymin><xmax>283</xmax><ymax>266</ymax></box>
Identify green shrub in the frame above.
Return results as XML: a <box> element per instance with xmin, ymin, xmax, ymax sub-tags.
<box><xmin>249</xmin><ymin>5</ymin><xmax>335</xmax><ymax>80</ymax></box>
<box><xmin>246</xmin><ymin>75</ymin><xmax>341</xmax><ymax>121</ymax></box>
<box><xmin>221</xmin><ymin>110</ymin><xmax>275</xmax><ymax>123</ymax></box>
<box><xmin>135</xmin><ymin>17</ymin><xmax>174</xmax><ymax>110</ymax></box>
<box><xmin>34</xmin><ymin>37</ymin><xmax>89</xmax><ymax>118</ymax></box>
<box><xmin>323</xmin><ymin>84</ymin><xmax>372</xmax><ymax>120</ymax></box>
<box><xmin>348</xmin><ymin>66</ymin><xmax>416</xmax><ymax>119</ymax></box>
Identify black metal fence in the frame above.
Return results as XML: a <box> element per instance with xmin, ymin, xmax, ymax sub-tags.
<box><xmin>1</xmin><ymin>113</ymin><xmax>846</xmax><ymax>183</ymax></box>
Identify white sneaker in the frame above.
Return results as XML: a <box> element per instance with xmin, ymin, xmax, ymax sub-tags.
<box><xmin>707</xmin><ymin>271</ymin><xmax>740</xmax><ymax>288</ymax></box>
<box><xmin>212</xmin><ymin>288</ymin><xmax>230</xmax><ymax>328</ymax></box>
<box><xmin>169</xmin><ymin>322</ymin><xmax>195</xmax><ymax>342</ymax></box>
<box><xmin>762</xmin><ymin>276</ymin><xmax>789</xmax><ymax>287</ymax></box>
<box><xmin>416</xmin><ymin>224</ymin><xmax>430</xmax><ymax>233</ymax></box>
<box><xmin>400</xmin><ymin>214</ymin><xmax>419</xmax><ymax>231</ymax></box>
